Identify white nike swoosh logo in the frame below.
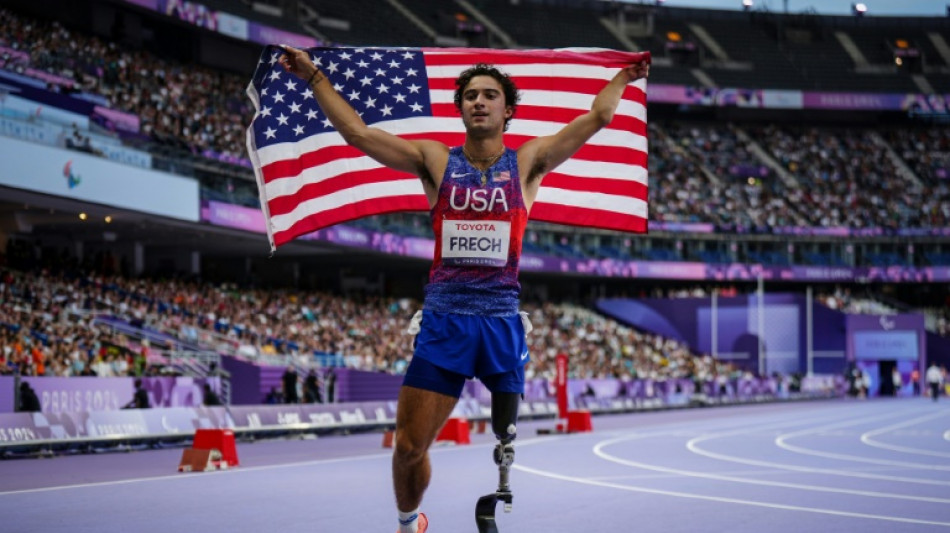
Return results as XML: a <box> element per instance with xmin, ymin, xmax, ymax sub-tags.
<box><xmin>520</xmin><ymin>350</ymin><xmax>529</xmax><ymax>361</ymax></box>
<box><xmin>450</xmin><ymin>172</ymin><xmax>473</xmax><ymax>178</ymax></box>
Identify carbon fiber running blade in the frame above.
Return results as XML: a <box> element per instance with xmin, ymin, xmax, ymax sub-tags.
<box><xmin>475</xmin><ymin>494</ymin><xmax>500</xmax><ymax>533</ymax></box>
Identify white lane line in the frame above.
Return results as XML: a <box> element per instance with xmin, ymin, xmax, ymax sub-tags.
<box><xmin>0</xmin><ymin>421</ymin><xmax>780</xmax><ymax>497</ymax></box>
<box><xmin>687</xmin><ymin>408</ymin><xmax>950</xmax><ymax>486</ymax></box>
<box><xmin>0</xmin><ymin>435</ymin><xmax>561</xmax><ymax>497</ymax></box>
<box><xmin>587</xmin><ymin>465</ymin><xmax>917</xmax><ymax>483</ymax></box>
<box><xmin>861</xmin><ymin>411</ymin><xmax>950</xmax><ymax>458</ymax></box>
<box><xmin>513</xmin><ymin>462</ymin><xmax>950</xmax><ymax>527</ymax></box>
<box><xmin>777</xmin><ymin>414</ymin><xmax>950</xmax><ymax>471</ymax></box>
<box><xmin>593</xmin><ymin>433</ymin><xmax>950</xmax><ymax>504</ymax></box>
<box><xmin>0</xmin><ymin>450</ymin><xmax>394</xmax><ymax>496</ymax></box>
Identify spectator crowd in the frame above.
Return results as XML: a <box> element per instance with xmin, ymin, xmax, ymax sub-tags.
<box><xmin>0</xmin><ymin>265</ymin><xmax>741</xmax><ymax>387</ymax></box>
<box><xmin>0</xmin><ymin>7</ymin><xmax>251</xmax><ymax>161</ymax></box>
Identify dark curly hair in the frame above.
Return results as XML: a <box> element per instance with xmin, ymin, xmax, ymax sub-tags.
<box><xmin>453</xmin><ymin>63</ymin><xmax>520</xmax><ymax>131</ymax></box>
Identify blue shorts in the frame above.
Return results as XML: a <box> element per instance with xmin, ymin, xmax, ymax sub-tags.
<box><xmin>404</xmin><ymin>356</ymin><xmax>525</xmax><ymax>398</ymax></box>
<box><xmin>405</xmin><ymin>310</ymin><xmax>529</xmax><ymax>397</ymax></box>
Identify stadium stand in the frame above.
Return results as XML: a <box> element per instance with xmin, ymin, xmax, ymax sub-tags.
<box><xmin>300</xmin><ymin>0</ymin><xmax>433</xmax><ymax>47</ymax></box>
<box><xmin>453</xmin><ymin>0</ymin><xmax>626</xmax><ymax>50</ymax></box>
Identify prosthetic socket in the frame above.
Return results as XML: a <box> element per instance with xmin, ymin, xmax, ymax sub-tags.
<box><xmin>491</xmin><ymin>392</ymin><xmax>520</xmax><ymax>494</ymax></box>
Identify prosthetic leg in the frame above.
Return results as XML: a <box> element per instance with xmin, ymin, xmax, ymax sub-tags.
<box><xmin>475</xmin><ymin>392</ymin><xmax>520</xmax><ymax>533</ymax></box>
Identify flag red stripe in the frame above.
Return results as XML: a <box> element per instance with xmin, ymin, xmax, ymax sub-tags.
<box><xmin>266</xmin><ymin>168</ymin><xmax>418</xmax><ymax>216</ymax></box>
<box><xmin>529</xmin><ymin>203</ymin><xmax>648</xmax><ymax>234</ymax></box>
<box><xmin>422</xmin><ymin>49</ymin><xmax>650</xmax><ymax>68</ymax></box>
<box><xmin>272</xmin><ymin>195</ymin><xmax>430</xmax><ymax>247</ymax></box>
<box><xmin>572</xmin><ymin>145</ymin><xmax>648</xmax><ymax>166</ymax></box>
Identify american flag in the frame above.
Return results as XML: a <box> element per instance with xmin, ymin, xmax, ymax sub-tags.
<box><xmin>246</xmin><ymin>45</ymin><xmax>649</xmax><ymax>251</ymax></box>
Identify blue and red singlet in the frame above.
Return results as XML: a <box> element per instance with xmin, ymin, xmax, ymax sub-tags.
<box><xmin>424</xmin><ymin>146</ymin><xmax>528</xmax><ymax>317</ymax></box>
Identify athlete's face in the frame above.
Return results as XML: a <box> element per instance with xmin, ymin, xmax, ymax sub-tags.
<box><xmin>460</xmin><ymin>75</ymin><xmax>512</xmax><ymax>135</ymax></box>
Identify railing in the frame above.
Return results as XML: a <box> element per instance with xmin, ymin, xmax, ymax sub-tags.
<box><xmin>166</xmin><ymin>350</ymin><xmax>230</xmax><ymax>405</ymax></box>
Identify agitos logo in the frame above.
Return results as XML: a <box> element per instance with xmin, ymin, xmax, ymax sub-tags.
<box><xmin>62</xmin><ymin>160</ymin><xmax>81</xmax><ymax>189</ymax></box>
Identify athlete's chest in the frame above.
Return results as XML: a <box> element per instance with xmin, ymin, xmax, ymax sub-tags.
<box><xmin>439</xmin><ymin>156</ymin><xmax>521</xmax><ymax>215</ymax></box>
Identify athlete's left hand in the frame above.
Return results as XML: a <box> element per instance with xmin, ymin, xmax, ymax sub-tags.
<box><xmin>623</xmin><ymin>59</ymin><xmax>650</xmax><ymax>82</ymax></box>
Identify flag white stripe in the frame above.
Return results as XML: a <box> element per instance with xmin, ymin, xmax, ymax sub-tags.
<box><xmin>535</xmin><ymin>188</ymin><xmax>648</xmax><ymax>218</ymax></box>
<box><xmin>264</xmin><ymin>152</ymin><xmax>646</xmax><ymax>201</ymax></box>
<box><xmin>426</xmin><ymin>64</ymin><xmax>613</xmax><ymax>81</ymax></box>
<box><xmin>553</xmin><ymin>159</ymin><xmax>648</xmax><ymax>184</ymax></box>
<box><xmin>254</xmin><ymin>117</ymin><xmax>646</xmax><ymax>167</ymax></box>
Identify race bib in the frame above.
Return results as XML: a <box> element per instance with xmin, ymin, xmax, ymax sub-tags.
<box><xmin>441</xmin><ymin>219</ymin><xmax>511</xmax><ymax>267</ymax></box>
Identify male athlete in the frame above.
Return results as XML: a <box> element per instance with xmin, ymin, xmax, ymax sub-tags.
<box><xmin>278</xmin><ymin>45</ymin><xmax>649</xmax><ymax>532</ymax></box>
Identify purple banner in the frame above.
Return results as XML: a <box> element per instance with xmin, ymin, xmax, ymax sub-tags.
<box><xmin>125</xmin><ymin>0</ymin><xmax>318</xmax><ymax>50</ymax></box>
<box><xmin>461</xmin><ymin>375</ymin><xmax>842</xmax><ymax>407</ymax></box>
<box><xmin>647</xmin><ymin>84</ymin><xmax>714</xmax><ymax>105</ymax></box>
<box><xmin>23</xmin><ymin>68</ymin><xmax>75</xmax><ymax>88</ymax></box>
<box><xmin>0</xmin><ymin>71</ymin><xmax>96</xmax><ymax>116</ymax></box>
<box><xmin>201</xmin><ymin>148</ymin><xmax>252</xmax><ymax>168</ymax></box>
<box><xmin>159</xmin><ymin>0</ymin><xmax>218</xmax><ymax>30</ymax></box>
<box><xmin>14</xmin><ymin>376</ymin><xmax>220</xmax><ymax>414</ymax></box>
<box><xmin>770</xmin><ymin>226</ymin><xmax>948</xmax><ymax>238</ymax></box>
<box><xmin>897</xmin><ymin>227</ymin><xmax>950</xmax><ymax>237</ymax></box>
<box><xmin>0</xmin><ymin>46</ymin><xmax>30</xmax><ymax>63</ymax></box>
<box><xmin>649</xmin><ymin>221</ymin><xmax>716</xmax><ymax>233</ymax></box>
<box><xmin>92</xmin><ymin>105</ymin><xmax>140</xmax><ymax>133</ymax></box>
<box><xmin>0</xmin><ymin>402</ymin><xmax>399</xmax><ymax>446</ymax></box>
<box><xmin>647</xmin><ymin>83</ymin><xmax>950</xmax><ymax>113</ymax></box>
<box><xmin>803</xmin><ymin>92</ymin><xmax>899</xmax><ymax>111</ymax></box>
<box><xmin>248</xmin><ymin>23</ymin><xmax>319</xmax><ymax>49</ymax></box>
<box><xmin>123</xmin><ymin>0</ymin><xmax>158</xmax><ymax>8</ymax></box>
<box><xmin>845</xmin><ymin>314</ymin><xmax>926</xmax><ymax>364</ymax></box>
<box><xmin>0</xmin><ymin>406</ymin><xmax>231</xmax><ymax>446</ymax></box>
<box><xmin>804</xmin><ymin>91</ymin><xmax>950</xmax><ymax>113</ymax></box>
<box><xmin>202</xmin><ymin>200</ymin><xmax>267</xmax><ymax>233</ymax></box>
<box><xmin>773</xmin><ymin>226</ymin><xmax>858</xmax><ymax>237</ymax></box>
<box><xmin>226</xmin><ymin>402</ymin><xmax>397</xmax><ymax>429</ymax></box>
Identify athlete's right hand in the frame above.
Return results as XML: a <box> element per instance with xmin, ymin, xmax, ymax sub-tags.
<box><xmin>278</xmin><ymin>45</ymin><xmax>317</xmax><ymax>81</ymax></box>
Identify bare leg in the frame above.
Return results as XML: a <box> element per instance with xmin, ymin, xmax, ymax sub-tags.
<box><xmin>393</xmin><ymin>385</ymin><xmax>458</xmax><ymax>512</ymax></box>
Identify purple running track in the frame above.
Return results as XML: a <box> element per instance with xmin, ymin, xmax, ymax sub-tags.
<box><xmin>1</xmin><ymin>399</ymin><xmax>948</xmax><ymax>532</ymax></box>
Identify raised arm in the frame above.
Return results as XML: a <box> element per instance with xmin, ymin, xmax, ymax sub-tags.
<box><xmin>517</xmin><ymin>60</ymin><xmax>649</xmax><ymax>205</ymax></box>
<box><xmin>277</xmin><ymin>46</ymin><xmax>446</xmax><ymax>193</ymax></box>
